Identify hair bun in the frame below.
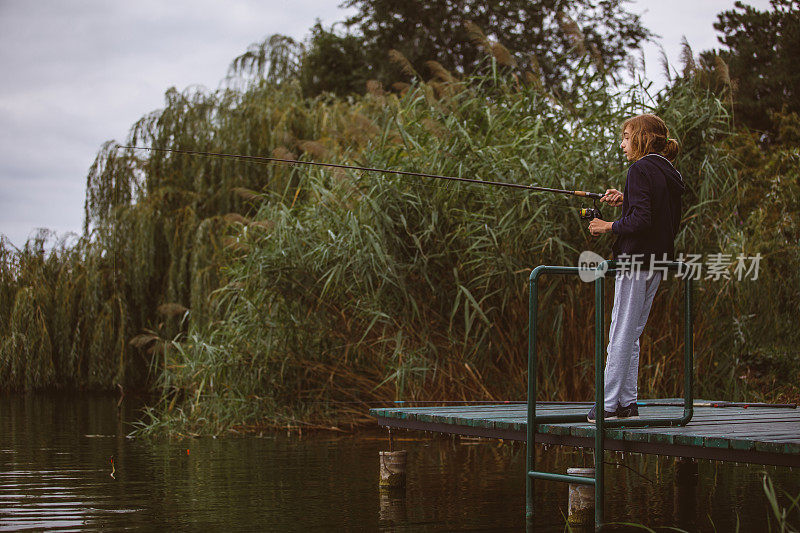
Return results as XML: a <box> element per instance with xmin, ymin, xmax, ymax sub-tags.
<box><xmin>663</xmin><ymin>138</ymin><xmax>680</xmax><ymax>161</ymax></box>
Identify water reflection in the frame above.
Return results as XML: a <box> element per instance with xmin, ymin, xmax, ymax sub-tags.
<box><xmin>0</xmin><ymin>395</ymin><xmax>796</xmax><ymax>531</ymax></box>
<box><xmin>378</xmin><ymin>487</ymin><xmax>407</xmax><ymax>525</ymax></box>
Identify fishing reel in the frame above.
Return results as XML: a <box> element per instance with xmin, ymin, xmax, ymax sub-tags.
<box><xmin>578</xmin><ymin>199</ymin><xmax>603</xmax><ymax>221</ymax></box>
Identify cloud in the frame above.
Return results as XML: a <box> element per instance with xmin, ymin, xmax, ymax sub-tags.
<box><xmin>630</xmin><ymin>0</ymin><xmax>773</xmax><ymax>83</ymax></box>
<box><xmin>0</xmin><ymin>0</ymin><xmax>778</xmax><ymax>249</ymax></box>
<box><xmin>0</xmin><ymin>0</ymin><xmax>351</xmax><ymax>248</ymax></box>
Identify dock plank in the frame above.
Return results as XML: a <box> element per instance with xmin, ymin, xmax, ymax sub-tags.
<box><xmin>371</xmin><ymin>400</ymin><xmax>800</xmax><ymax>467</ymax></box>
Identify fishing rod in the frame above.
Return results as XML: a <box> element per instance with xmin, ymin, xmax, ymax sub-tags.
<box><xmin>122</xmin><ymin>145</ymin><xmax>606</xmax><ymax>220</ymax></box>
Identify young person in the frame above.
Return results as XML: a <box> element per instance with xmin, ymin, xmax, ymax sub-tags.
<box><xmin>585</xmin><ymin>113</ymin><xmax>685</xmax><ymax>422</ymax></box>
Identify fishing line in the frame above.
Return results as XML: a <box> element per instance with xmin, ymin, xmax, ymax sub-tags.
<box><xmin>121</xmin><ymin>145</ymin><xmax>606</xmax><ymax>216</ymax></box>
<box><xmin>125</xmin><ymin>144</ymin><xmax>499</xmax><ymax>203</ymax></box>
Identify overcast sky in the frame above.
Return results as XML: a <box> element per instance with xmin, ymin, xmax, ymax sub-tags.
<box><xmin>0</xmin><ymin>0</ymin><xmax>772</xmax><ymax>249</ymax></box>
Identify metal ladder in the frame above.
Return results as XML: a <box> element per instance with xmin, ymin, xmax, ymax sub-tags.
<box><xmin>526</xmin><ymin>261</ymin><xmax>694</xmax><ymax>529</ymax></box>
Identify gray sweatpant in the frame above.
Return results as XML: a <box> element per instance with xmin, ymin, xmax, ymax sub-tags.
<box><xmin>603</xmin><ymin>270</ymin><xmax>662</xmax><ymax>412</ymax></box>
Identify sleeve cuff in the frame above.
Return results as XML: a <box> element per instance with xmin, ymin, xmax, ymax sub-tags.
<box><xmin>611</xmin><ymin>220</ymin><xmax>619</xmax><ymax>234</ymax></box>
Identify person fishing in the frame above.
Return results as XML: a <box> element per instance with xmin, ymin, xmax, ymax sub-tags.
<box><xmin>585</xmin><ymin>113</ymin><xmax>685</xmax><ymax>422</ymax></box>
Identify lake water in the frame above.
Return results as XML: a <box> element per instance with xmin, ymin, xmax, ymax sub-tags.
<box><xmin>0</xmin><ymin>395</ymin><xmax>796</xmax><ymax>531</ymax></box>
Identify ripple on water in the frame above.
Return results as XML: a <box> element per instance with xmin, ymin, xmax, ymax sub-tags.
<box><xmin>0</xmin><ymin>466</ymin><xmax>143</xmax><ymax>531</ymax></box>
<box><xmin>0</xmin><ymin>395</ymin><xmax>798</xmax><ymax>531</ymax></box>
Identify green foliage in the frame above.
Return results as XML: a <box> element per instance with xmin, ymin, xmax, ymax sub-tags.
<box><xmin>136</xmin><ymin>51</ymin><xmax>791</xmax><ymax>434</ymax></box>
<box><xmin>1</xmin><ymin>21</ymin><xmax>797</xmax><ymax>435</ymax></box>
<box><xmin>0</xmin><ymin>232</ymin><xmax>127</xmax><ymax>389</ymax></box>
<box><xmin>762</xmin><ymin>472</ymin><xmax>800</xmax><ymax>532</ymax></box>
<box><xmin>226</xmin><ymin>34</ymin><xmax>304</xmax><ymax>86</ymax></box>
<box><xmin>0</xmin><ymin>34</ymin><xmax>399</xmax><ymax>393</ymax></box>
<box><xmin>315</xmin><ymin>0</ymin><xmax>652</xmax><ymax>96</ymax></box>
<box><xmin>709</xmin><ymin>0</ymin><xmax>800</xmax><ymax>134</ymax></box>
<box><xmin>299</xmin><ymin>23</ymin><xmax>374</xmax><ymax>97</ymax></box>
<box><xmin>719</xmin><ymin>110</ymin><xmax>800</xmax><ymax>401</ymax></box>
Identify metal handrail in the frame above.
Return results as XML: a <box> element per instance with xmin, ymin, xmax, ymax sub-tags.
<box><xmin>525</xmin><ymin>260</ymin><xmax>694</xmax><ymax>529</ymax></box>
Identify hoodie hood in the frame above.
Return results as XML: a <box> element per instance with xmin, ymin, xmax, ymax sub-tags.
<box><xmin>638</xmin><ymin>152</ymin><xmax>685</xmax><ymax>195</ymax></box>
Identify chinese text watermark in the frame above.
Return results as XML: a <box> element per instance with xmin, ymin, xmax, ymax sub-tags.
<box><xmin>576</xmin><ymin>252</ymin><xmax>762</xmax><ymax>281</ymax></box>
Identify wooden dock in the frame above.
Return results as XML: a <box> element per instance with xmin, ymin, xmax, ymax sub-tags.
<box><xmin>371</xmin><ymin>400</ymin><xmax>800</xmax><ymax>467</ymax></box>
<box><xmin>369</xmin><ymin>263</ymin><xmax>796</xmax><ymax>528</ymax></box>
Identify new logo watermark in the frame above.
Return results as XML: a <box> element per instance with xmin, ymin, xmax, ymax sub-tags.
<box><xmin>578</xmin><ymin>251</ymin><xmax>608</xmax><ymax>282</ymax></box>
<box><xmin>575</xmin><ymin>252</ymin><xmax>762</xmax><ymax>282</ymax></box>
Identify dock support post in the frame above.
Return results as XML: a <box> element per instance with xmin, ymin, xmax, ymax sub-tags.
<box><xmin>567</xmin><ymin>467</ymin><xmax>596</xmax><ymax>526</ymax></box>
<box><xmin>379</xmin><ymin>450</ymin><xmax>407</xmax><ymax>488</ymax></box>
<box><xmin>380</xmin><ymin>429</ymin><xmax>407</xmax><ymax>488</ymax></box>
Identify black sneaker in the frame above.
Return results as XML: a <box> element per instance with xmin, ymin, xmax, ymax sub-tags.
<box><xmin>616</xmin><ymin>403</ymin><xmax>639</xmax><ymax>418</ymax></box>
<box><xmin>587</xmin><ymin>404</ymin><xmax>618</xmax><ymax>422</ymax></box>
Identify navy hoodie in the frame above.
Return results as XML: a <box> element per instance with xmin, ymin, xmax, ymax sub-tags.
<box><xmin>611</xmin><ymin>153</ymin><xmax>685</xmax><ymax>263</ymax></box>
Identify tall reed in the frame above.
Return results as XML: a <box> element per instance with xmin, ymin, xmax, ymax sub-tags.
<box><xmin>0</xmin><ymin>33</ymin><xmax>796</xmax><ymax>436</ymax></box>
<box><xmin>135</xmin><ymin>46</ymin><xmax>796</xmax><ymax>434</ymax></box>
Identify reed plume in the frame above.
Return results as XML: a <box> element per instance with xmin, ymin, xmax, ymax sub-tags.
<box><xmin>391</xmin><ymin>82</ymin><xmax>410</xmax><ymax>94</ymax></box>
<box><xmin>157</xmin><ymin>303</ymin><xmax>189</xmax><ymax>317</ymax></box>
<box><xmin>465</xmin><ymin>21</ymin><xmax>491</xmax><ymax>52</ymax></box>
<box><xmin>680</xmin><ymin>36</ymin><xmax>696</xmax><ymax>77</ymax></box>
<box><xmin>232</xmin><ymin>187</ymin><xmax>262</xmax><ymax>201</ymax></box>
<box><xmin>558</xmin><ymin>12</ymin><xmax>587</xmax><ymax>56</ymax></box>
<box><xmin>223</xmin><ymin>213</ymin><xmax>250</xmax><ymax>225</ymax></box>
<box><xmin>388</xmin><ymin>49</ymin><xmax>417</xmax><ymax>78</ymax></box>
<box><xmin>425</xmin><ymin>61</ymin><xmax>456</xmax><ymax>83</ymax></box>
<box><xmin>297</xmin><ymin>140</ymin><xmax>329</xmax><ymax>159</ymax></box>
<box><xmin>366</xmin><ymin>79</ymin><xmax>385</xmax><ymax>96</ymax></box>
<box><xmin>272</xmin><ymin>146</ymin><xmax>297</xmax><ymax>160</ymax></box>
<box><xmin>490</xmin><ymin>42</ymin><xmax>517</xmax><ymax>67</ymax></box>
<box><xmin>465</xmin><ymin>21</ymin><xmax>517</xmax><ymax>67</ymax></box>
